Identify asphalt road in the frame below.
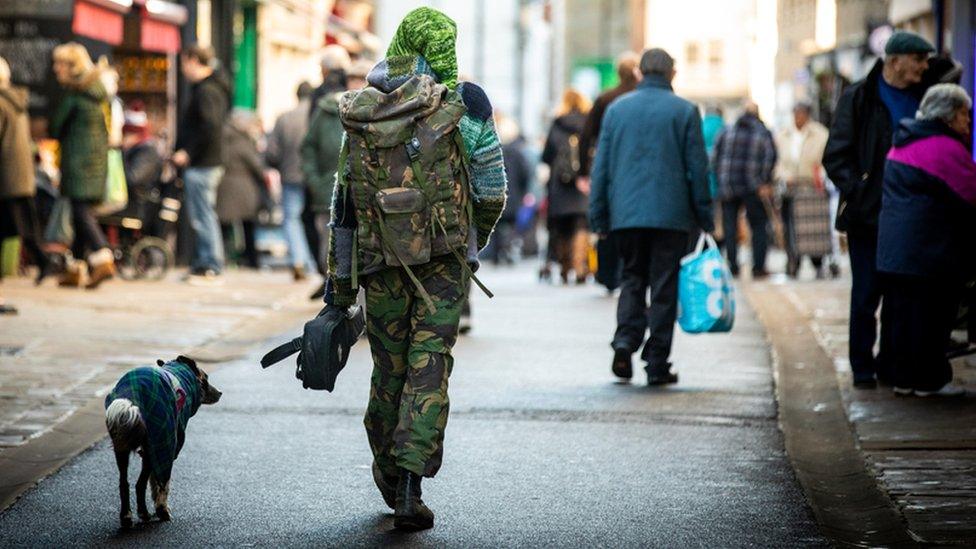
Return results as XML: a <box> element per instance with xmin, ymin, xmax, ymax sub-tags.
<box><xmin>0</xmin><ymin>263</ymin><xmax>825</xmax><ymax>548</ymax></box>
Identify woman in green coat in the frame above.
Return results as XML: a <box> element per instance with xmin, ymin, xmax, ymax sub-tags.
<box><xmin>50</xmin><ymin>43</ymin><xmax>115</xmax><ymax>289</ymax></box>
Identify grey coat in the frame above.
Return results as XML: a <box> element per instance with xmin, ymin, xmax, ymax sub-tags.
<box><xmin>216</xmin><ymin>123</ymin><xmax>265</xmax><ymax>223</ymax></box>
<box><xmin>266</xmin><ymin>99</ymin><xmax>310</xmax><ymax>185</ymax></box>
<box><xmin>0</xmin><ymin>86</ymin><xmax>35</xmax><ymax>199</ymax></box>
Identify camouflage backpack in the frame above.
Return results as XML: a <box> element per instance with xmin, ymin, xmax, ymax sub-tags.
<box><xmin>338</xmin><ymin>74</ymin><xmax>490</xmax><ymax>311</ymax></box>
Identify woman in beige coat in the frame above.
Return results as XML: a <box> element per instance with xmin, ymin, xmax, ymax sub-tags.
<box><xmin>775</xmin><ymin>102</ymin><xmax>832</xmax><ymax>278</ymax></box>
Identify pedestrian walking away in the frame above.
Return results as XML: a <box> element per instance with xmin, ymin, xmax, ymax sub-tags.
<box><xmin>578</xmin><ymin>51</ymin><xmax>640</xmax><ymax>292</ymax></box>
<box><xmin>774</xmin><ymin>101</ymin><xmax>832</xmax><ymax>278</ymax></box>
<box><xmin>172</xmin><ymin>45</ymin><xmax>231</xmax><ymax>284</ymax></box>
<box><xmin>541</xmin><ymin>88</ymin><xmax>591</xmax><ymax>284</ymax></box>
<box><xmin>49</xmin><ymin>43</ymin><xmax>117</xmax><ymax>290</ymax></box>
<box><xmin>0</xmin><ymin>56</ymin><xmax>54</xmax><ymax>314</ymax></box>
<box><xmin>325</xmin><ymin>6</ymin><xmax>506</xmax><ymax>531</ymax></box>
<box><xmin>267</xmin><ymin>82</ymin><xmax>317</xmax><ymax>281</ymax></box>
<box><xmin>712</xmin><ymin>101</ymin><xmax>777</xmax><ymax>279</ymax></box>
<box><xmin>877</xmin><ymin>84</ymin><xmax>975</xmax><ymax>397</ymax></box>
<box><xmin>216</xmin><ymin>109</ymin><xmax>267</xmax><ymax>270</ymax></box>
<box><xmin>822</xmin><ymin>30</ymin><xmax>940</xmax><ymax>389</ymax></box>
<box><xmin>589</xmin><ymin>47</ymin><xmax>713</xmax><ymax>386</ymax></box>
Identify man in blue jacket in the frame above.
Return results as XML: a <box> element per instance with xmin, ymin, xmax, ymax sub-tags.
<box><xmin>589</xmin><ymin>48</ymin><xmax>714</xmax><ymax>385</ymax></box>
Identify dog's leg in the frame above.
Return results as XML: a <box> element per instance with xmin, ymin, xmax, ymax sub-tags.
<box><xmin>115</xmin><ymin>450</ymin><xmax>132</xmax><ymax>529</ymax></box>
<box><xmin>135</xmin><ymin>457</ymin><xmax>151</xmax><ymax>522</ymax></box>
<box><xmin>153</xmin><ymin>479</ymin><xmax>171</xmax><ymax>521</ymax></box>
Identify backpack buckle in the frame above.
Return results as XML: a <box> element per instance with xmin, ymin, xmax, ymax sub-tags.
<box><xmin>405</xmin><ymin>137</ymin><xmax>422</xmax><ymax>162</ymax></box>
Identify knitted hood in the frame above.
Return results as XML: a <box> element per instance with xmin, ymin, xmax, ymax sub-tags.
<box><xmin>385</xmin><ymin>7</ymin><xmax>458</xmax><ymax>90</ymax></box>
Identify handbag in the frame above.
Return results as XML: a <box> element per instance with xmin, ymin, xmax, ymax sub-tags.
<box><xmin>93</xmin><ymin>148</ymin><xmax>128</xmax><ymax>216</ymax></box>
<box><xmin>678</xmin><ymin>233</ymin><xmax>735</xmax><ymax>334</ymax></box>
<box><xmin>44</xmin><ymin>196</ymin><xmax>74</xmax><ymax>246</ymax></box>
<box><xmin>260</xmin><ymin>305</ymin><xmax>366</xmax><ymax>392</ymax></box>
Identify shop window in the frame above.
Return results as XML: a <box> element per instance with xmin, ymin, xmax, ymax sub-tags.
<box><xmin>709</xmin><ymin>40</ymin><xmax>723</xmax><ymax>65</ymax></box>
<box><xmin>686</xmin><ymin>42</ymin><xmax>700</xmax><ymax>65</ymax></box>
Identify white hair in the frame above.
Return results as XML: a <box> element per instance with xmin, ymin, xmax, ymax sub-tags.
<box><xmin>917</xmin><ymin>83</ymin><xmax>972</xmax><ymax>124</ymax></box>
<box><xmin>320</xmin><ymin>45</ymin><xmax>351</xmax><ymax>72</ymax></box>
<box><xmin>0</xmin><ymin>56</ymin><xmax>10</xmax><ymax>88</ymax></box>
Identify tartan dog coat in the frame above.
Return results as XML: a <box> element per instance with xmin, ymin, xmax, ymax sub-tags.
<box><xmin>104</xmin><ymin>358</ymin><xmax>202</xmax><ymax>484</ymax></box>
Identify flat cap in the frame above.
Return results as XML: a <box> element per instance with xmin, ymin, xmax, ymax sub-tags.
<box><xmin>885</xmin><ymin>31</ymin><xmax>935</xmax><ymax>55</ymax></box>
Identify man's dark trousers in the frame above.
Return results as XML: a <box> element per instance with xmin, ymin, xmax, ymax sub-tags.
<box><xmin>847</xmin><ymin>227</ymin><xmax>893</xmax><ymax>384</ymax></box>
<box><xmin>721</xmin><ymin>192</ymin><xmax>768</xmax><ymax>275</ymax></box>
<box><xmin>612</xmin><ymin>228</ymin><xmax>689</xmax><ymax>372</ymax></box>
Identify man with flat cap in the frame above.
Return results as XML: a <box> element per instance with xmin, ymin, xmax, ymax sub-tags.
<box><xmin>822</xmin><ymin>31</ymin><xmax>935</xmax><ymax>390</ymax></box>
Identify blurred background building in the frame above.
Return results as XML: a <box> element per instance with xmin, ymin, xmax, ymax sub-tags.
<box><xmin>0</xmin><ymin>0</ymin><xmax>972</xmax><ymax>147</ymax></box>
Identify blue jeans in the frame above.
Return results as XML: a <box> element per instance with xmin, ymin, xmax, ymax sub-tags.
<box><xmin>282</xmin><ymin>183</ymin><xmax>315</xmax><ymax>271</ymax></box>
<box><xmin>184</xmin><ymin>166</ymin><xmax>225</xmax><ymax>273</ymax></box>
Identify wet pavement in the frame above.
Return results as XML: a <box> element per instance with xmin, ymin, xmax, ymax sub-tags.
<box><xmin>0</xmin><ymin>263</ymin><xmax>824</xmax><ymax>547</ymax></box>
<box><xmin>759</xmin><ymin>275</ymin><xmax>976</xmax><ymax>545</ymax></box>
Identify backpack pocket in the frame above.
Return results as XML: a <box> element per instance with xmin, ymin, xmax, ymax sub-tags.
<box><xmin>375</xmin><ymin>187</ymin><xmax>432</xmax><ymax>266</ymax></box>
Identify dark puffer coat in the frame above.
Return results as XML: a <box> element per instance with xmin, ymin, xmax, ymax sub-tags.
<box><xmin>542</xmin><ymin>112</ymin><xmax>588</xmax><ymax>218</ymax></box>
<box><xmin>50</xmin><ymin>74</ymin><xmax>109</xmax><ymax>201</ymax></box>
<box><xmin>878</xmin><ymin>119</ymin><xmax>976</xmax><ymax>281</ymax></box>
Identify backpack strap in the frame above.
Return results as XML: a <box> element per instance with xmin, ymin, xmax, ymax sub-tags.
<box><xmin>406</xmin><ymin>133</ymin><xmax>494</xmax><ymax>299</ymax></box>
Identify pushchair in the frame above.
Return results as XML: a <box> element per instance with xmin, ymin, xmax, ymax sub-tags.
<box><xmin>99</xmin><ymin>164</ymin><xmax>182</xmax><ymax>281</ymax></box>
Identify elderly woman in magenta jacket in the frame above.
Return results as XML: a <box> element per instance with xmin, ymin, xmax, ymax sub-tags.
<box><xmin>878</xmin><ymin>83</ymin><xmax>976</xmax><ymax>397</ymax></box>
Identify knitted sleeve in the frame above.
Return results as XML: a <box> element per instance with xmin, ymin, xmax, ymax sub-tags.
<box><xmin>457</xmin><ymin>82</ymin><xmax>507</xmax><ymax>249</ymax></box>
<box><xmin>325</xmin><ymin>135</ymin><xmax>358</xmax><ymax>307</ymax></box>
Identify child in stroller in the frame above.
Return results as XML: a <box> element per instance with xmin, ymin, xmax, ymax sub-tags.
<box><xmin>98</xmin><ymin>109</ymin><xmax>180</xmax><ymax>280</ymax></box>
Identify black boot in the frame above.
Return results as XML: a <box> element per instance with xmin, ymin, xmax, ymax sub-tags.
<box><xmin>394</xmin><ymin>469</ymin><xmax>434</xmax><ymax>531</ymax></box>
<box><xmin>372</xmin><ymin>462</ymin><xmax>396</xmax><ymax>510</ymax></box>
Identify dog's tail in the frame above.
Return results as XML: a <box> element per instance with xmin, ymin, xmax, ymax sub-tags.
<box><xmin>105</xmin><ymin>398</ymin><xmax>146</xmax><ymax>453</ymax></box>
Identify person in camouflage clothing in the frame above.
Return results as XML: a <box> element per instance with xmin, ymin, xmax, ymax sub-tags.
<box><xmin>325</xmin><ymin>7</ymin><xmax>506</xmax><ymax>531</ymax></box>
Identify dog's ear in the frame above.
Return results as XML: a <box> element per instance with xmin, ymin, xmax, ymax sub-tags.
<box><xmin>156</xmin><ymin>359</ymin><xmax>165</xmax><ymax>366</ymax></box>
<box><xmin>176</xmin><ymin>355</ymin><xmax>199</xmax><ymax>374</ymax></box>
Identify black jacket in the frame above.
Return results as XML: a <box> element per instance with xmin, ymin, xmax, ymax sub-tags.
<box><xmin>501</xmin><ymin>137</ymin><xmax>532</xmax><ymax>221</ymax></box>
<box><xmin>176</xmin><ymin>72</ymin><xmax>231</xmax><ymax>167</ymax></box>
<box><xmin>542</xmin><ymin>112</ymin><xmax>588</xmax><ymax>218</ymax></box>
<box><xmin>822</xmin><ymin>60</ymin><xmax>925</xmax><ymax>231</ymax></box>
<box><xmin>578</xmin><ymin>80</ymin><xmax>637</xmax><ymax>176</ymax></box>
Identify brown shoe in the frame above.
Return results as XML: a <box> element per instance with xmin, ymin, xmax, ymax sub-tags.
<box><xmin>59</xmin><ymin>262</ymin><xmax>86</xmax><ymax>288</ymax></box>
<box><xmin>86</xmin><ymin>260</ymin><xmax>116</xmax><ymax>290</ymax></box>
<box><xmin>292</xmin><ymin>265</ymin><xmax>307</xmax><ymax>282</ymax></box>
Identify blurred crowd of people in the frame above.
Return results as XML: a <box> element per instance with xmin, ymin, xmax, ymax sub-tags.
<box><xmin>0</xmin><ymin>41</ymin><xmax>377</xmax><ymax>313</ymax></box>
<box><xmin>1</xmin><ymin>30</ymin><xmax>973</xmax><ymax>399</ymax></box>
<box><xmin>529</xmin><ymin>32</ymin><xmax>973</xmax><ymax>394</ymax></box>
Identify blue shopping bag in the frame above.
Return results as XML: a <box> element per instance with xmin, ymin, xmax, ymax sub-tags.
<box><xmin>678</xmin><ymin>233</ymin><xmax>735</xmax><ymax>334</ymax></box>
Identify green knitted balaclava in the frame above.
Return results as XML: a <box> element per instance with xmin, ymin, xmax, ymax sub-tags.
<box><xmin>386</xmin><ymin>7</ymin><xmax>458</xmax><ymax>89</ymax></box>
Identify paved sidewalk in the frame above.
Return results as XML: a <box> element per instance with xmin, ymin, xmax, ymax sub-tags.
<box><xmin>0</xmin><ymin>270</ymin><xmax>322</xmax><ymax>508</ymax></box>
<box><xmin>759</xmin><ymin>276</ymin><xmax>976</xmax><ymax>545</ymax></box>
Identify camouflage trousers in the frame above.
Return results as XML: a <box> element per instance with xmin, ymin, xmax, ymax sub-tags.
<box><xmin>363</xmin><ymin>255</ymin><xmax>468</xmax><ymax>478</ymax></box>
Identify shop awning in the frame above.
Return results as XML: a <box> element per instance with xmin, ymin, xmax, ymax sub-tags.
<box><xmin>137</xmin><ymin>0</ymin><xmax>188</xmax><ymax>53</ymax></box>
<box><xmin>72</xmin><ymin>0</ymin><xmax>133</xmax><ymax>45</ymax></box>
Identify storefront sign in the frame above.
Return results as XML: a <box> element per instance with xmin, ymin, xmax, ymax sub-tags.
<box><xmin>0</xmin><ymin>0</ymin><xmax>72</xmax><ymax>19</ymax></box>
<box><xmin>0</xmin><ymin>16</ymin><xmax>71</xmax><ymax>114</ymax></box>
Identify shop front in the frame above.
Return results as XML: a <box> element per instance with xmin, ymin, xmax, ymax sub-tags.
<box><xmin>0</xmin><ymin>0</ymin><xmax>186</xmax><ymax>145</ymax></box>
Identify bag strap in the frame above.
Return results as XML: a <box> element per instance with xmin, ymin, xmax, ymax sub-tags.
<box><xmin>260</xmin><ymin>337</ymin><xmax>303</xmax><ymax>368</ymax></box>
<box><xmin>406</xmin><ymin>133</ymin><xmax>493</xmax><ymax>299</ymax></box>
